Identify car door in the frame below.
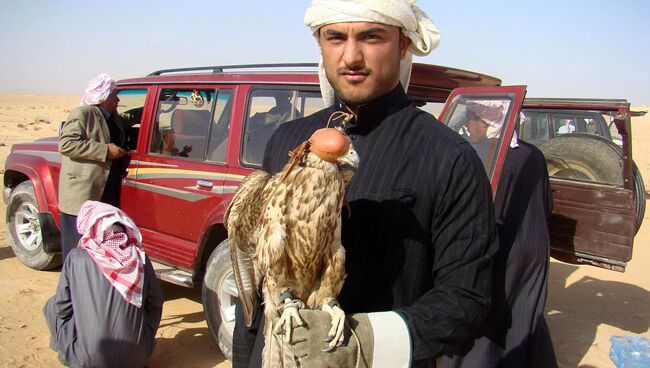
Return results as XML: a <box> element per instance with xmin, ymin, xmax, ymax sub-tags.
<box><xmin>127</xmin><ymin>86</ymin><xmax>235</xmax><ymax>270</ymax></box>
<box><xmin>521</xmin><ymin>99</ymin><xmax>641</xmax><ymax>271</ymax></box>
<box><xmin>442</xmin><ymin>94</ymin><xmax>639</xmax><ymax>272</ymax></box>
<box><xmin>438</xmin><ymin>86</ymin><xmax>527</xmax><ymax>194</ymax></box>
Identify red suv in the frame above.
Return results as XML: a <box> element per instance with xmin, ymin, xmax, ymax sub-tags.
<box><xmin>3</xmin><ymin>63</ymin><xmax>644</xmax><ymax>359</ymax></box>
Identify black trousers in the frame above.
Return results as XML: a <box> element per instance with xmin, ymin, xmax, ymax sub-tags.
<box><xmin>59</xmin><ymin>166</ymin><xmax>122</xmax><ymax>262</ymax></box>
<box><xmin>232</xmin><ymin>299</ymin><xmax>264</xmax><ymax>368</ymax></box>
<box><xmin>59</xmin><ymin>212</ymin><xmax>81</xmax><ymax>262</ymax></box>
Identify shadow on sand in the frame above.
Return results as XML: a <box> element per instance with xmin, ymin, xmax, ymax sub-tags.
<box><xmin>0</xmin><ymin>246</ymin><xmax>16</xmax><ymax>261</ymax></box>
<box><xmin>546</xmin><ymin>262</ymin><xmax>650</xmax><ymax>368</ymax></box>
<box><xmin>149</xmin><ymin>282</ymin><xmax>227</xmax><ymax>368</ymax></box>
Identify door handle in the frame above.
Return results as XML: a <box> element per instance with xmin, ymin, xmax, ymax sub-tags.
<box><xmin>197</xmin><ymin>179</ymin><xmax>214</xmax><ymax>190</ymax></box>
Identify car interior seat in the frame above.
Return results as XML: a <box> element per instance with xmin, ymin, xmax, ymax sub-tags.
<box><xmin>170</xmin><ymin>109</ymin><xmax>211</xmax><ymax>159</ymax></box>
<box><xmin>243</xmin><ymin>91</ymin><xmax>298</xmax><ymax>165</ymax></box>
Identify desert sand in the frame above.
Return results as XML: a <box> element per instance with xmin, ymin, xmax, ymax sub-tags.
<box><xmin>0</xmin><ymin>94</ymin><xmax>648</xmax><ymax>367</ymax></box>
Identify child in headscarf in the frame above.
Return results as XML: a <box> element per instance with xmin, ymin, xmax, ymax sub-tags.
<box><xmin>43</xmin><ymin>200</ymin><xmax>164</xmax><ymax>368</ymax></box>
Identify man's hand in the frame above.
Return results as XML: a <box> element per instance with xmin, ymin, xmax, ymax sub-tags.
<box><xmin>274</xmin><ymin>310</ymin><xmax>373</xmax><ymax>368</ymax></box>
<box><xmin>107</xmin><ymin>143</ymin><xmax>127</xmax><ymax>160</ymax></box>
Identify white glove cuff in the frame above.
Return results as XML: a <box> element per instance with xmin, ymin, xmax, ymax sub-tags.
<box><xmin>366</xmin><ymin>311</ymin><xmax>412</xmax><ymax>368</ymax></box>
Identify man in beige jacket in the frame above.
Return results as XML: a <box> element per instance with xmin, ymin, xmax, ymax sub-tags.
<box><xmin>58</xmin><ymin>73</ymin><xmax>140</xmax><ymax>260</ymax></box>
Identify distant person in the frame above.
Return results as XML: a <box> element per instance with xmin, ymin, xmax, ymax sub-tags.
<box><xmin>557</xmin><ymin>119</ymin><xmax>575</xmax><ymax>134</ymax></box>
<box><xmin>441</xmin><ymin>109</ymin><xmax>558</xmax><ymax>367</ymax></box>
<box><xmin>44</xmin><ymin>200</ymin><xmax>164</xmax><ymax>368</ymax></box>
<box><xmin>160</xmin><ymin>128</ymin><xmax>191</xmax><ymax>157</ymax></box>
<box><xmin>58</xmin><ymin>73</ymin><xmax>140</xmax><ymax>260</ymax></box>
<box><xmin>463</xmin><ymin>101</ymin><xmax>507</xmax><ymax>164</ymax></box>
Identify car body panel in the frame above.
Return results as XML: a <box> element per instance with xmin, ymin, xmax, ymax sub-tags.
<box><xmin>549</xmin><ymin>178</ymin><xmax>634</xmax><ymax>270</ymax></box>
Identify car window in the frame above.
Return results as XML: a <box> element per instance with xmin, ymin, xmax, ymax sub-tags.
<box><xmin>206</xmin><ymin>89</ymin><xmax>233</xmax><ymax>163</ymax></box>
<box><xmin>583</xmin><ymin>117</ymin><xmax>601</xmax><ymax>135</ymax></box>
<box><xmin>116</xmin><ymin>88</ymin><xmax>147</xmax><ymax>151</ymax></box>
<box><xmin>242</xmin><ymin>88</ymin><xmax>324</xmax><ymax>167</ymax></box>
<box><xmin>150</xmin><ymin>88</ymin><xmax>215</xmax><ymax>160</ymax></box>
<box><xmin>553</xmin><ymin>115</ymin><xmax>577</xmax><ymax>135</ymax></box>
<box><xmin>439</xmin><ymin>86</ymin><xmax>526</xmax><ymax>194</ymax></box>
<box><xmin>444</xmin><ymin>97</ymin><xmax>513</xmax><ymax>175</ymax></box>
<box><xmin>607</xmin><ymin>114</ymin><xmax>624</xmax><ymax>147</ymax></box>
<box><xmin>519</xmin><ymin>111</ymin><xmax>550</xmax><ymax>143</ymax></box>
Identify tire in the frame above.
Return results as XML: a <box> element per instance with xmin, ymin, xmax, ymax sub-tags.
<box><xmin>633</xmin><ymin>161</ymin><xmax>646</xmax><ymax>234</ymax></box>
<box><xmin>5</xmin><ymin>181</ymin><xmax>61</xmax><ymax>270</ymax></box>
<box><xmin>540</xmin><ymin>134</ymin><xmax>623</xmax><ymax>185</ymax></box>
<box><xmin>540</xmin><ymin>134</ymin><xmax>646</xmax><ymax>233</ymax></box>
<box><xmin>202</xmin><ymin>239</ymin><xmax>236</xmax><ymax>361</ymax></box>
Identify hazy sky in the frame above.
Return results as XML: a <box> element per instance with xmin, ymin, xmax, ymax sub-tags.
<box><xmin>1</xmin><ymin>1</ymin><xmax>648</xmax><ymax>105</ymax></box>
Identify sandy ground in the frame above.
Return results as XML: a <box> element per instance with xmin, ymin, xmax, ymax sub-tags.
<box><xmin>0</xmin><ymin>94</ymin><xmax>648</xmax><ymax>367</ymax></box>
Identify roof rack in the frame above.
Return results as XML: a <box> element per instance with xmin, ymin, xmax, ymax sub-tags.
<box><xmin>148</xmin><ymin>63</ymin><xmax>318</xmax><ymax>76</ymax></box>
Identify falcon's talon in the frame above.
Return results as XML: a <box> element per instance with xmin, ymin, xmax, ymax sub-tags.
<box><xmin>322</xmin><ymin>301</ymin><xmax>346</xmax><ymax>349</ymax></box>
<box><xmin>273</xmin><ymin>298</ymin><xmax>305</xmax><ymax>343</ymax></box>
<box><xmin>322</xmin><ymin>345</ymin><xmax>337</xmax><ymax>353</ymax></box>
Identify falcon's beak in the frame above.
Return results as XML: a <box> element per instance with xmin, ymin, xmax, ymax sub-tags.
<box><xmin>336</xmin><ymin>144</ymin><xmax>359</xmax><ymax>187</ymax></box>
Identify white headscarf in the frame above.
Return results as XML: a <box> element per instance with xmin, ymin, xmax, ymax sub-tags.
<box><xmin>466</xmin><ymin>100</ymin><xmax>519</xmax><ymax>148</ymax></box>
<box><xmin>80</xmin><ymin>73</ymin><xmax>116</xmax><ymax>106</ymax></box>
<box><xmin>304</xmin><ymin>0</ymin><xmax>441</xmax><ymax>105</ymax></box>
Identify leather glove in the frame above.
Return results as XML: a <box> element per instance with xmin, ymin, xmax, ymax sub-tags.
<box><xmin>274</xmin><ymin>309</ymin><xmax>373</xmax><ymax>368</ymax></box>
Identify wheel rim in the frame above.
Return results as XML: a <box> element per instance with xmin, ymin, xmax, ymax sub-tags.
<box><xmin>548</xmin><ymin>165</ymin><xmax>597</xmax><ymax>182</ymax></box>
<box><xmin>218</xmin><ymin>270</ymin><xmax>238</xmax><ymax>333</ymax></box>
<box><xmin>13</xmin><ymin>201</ymin><xmax>42</xmax><ymax>252</ymax></box>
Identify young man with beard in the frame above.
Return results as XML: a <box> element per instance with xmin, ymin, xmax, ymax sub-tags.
<box><xmin>233</xmin><ymin>1</ymin><xmax>498</xmax><ymax>367</ymax></box>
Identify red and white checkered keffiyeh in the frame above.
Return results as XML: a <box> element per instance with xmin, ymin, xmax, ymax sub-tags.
<box><xmin>76</xmin><ymin>200</ymin><xmax>146</xmax><ymax>307</ymax></box>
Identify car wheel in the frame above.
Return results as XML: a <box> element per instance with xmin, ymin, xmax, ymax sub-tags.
<box><xmin>540</xmin><ymin>134</ymin><xmax>623</xmax><ymax>185</ymax></box>
<box><xmin>202</xmin><ymin>239</ymin><xmax>236</xmax><ymax>361</ymax></box>
<box><xmin>632</xmin><ymin>161</ymin><xmax>646</xmax><ymax>234</ymax></box>
<box><xmin>6</xmin><ymin>181</ymin><xmax>61</xmax><ymax>270</ymax></box>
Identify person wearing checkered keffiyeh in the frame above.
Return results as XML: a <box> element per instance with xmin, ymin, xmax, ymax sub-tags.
<box><xmin>43</xmin><ymin>201</ymin><xmax>164</xmax><ymax>368</ymax></box>
<box><xmin>76</xmin><ymin>200</ymin><xmax>146</xmax><ymax>307</ymax></box>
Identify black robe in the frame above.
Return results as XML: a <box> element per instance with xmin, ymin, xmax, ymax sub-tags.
<box><xmin>233</xmin><ymin>85</ymin><xmax>498</xmax><ymax>367</ymax></box>
<box><xmin>440</xmin><ymin>141</ymin><xmax>558</xmax><ymax>367</ymax></box>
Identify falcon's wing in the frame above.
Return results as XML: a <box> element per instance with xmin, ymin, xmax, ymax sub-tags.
<box><xmin>225</xmin><ymin>169</ymin><xmax>271</xmax><ymax>327</ymax></box>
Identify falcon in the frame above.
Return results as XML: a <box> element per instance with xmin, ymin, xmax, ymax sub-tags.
<box><xmin>225</xmin><ymin>126</ymin><xmax>359</xmax><ymax>366</ymax></box>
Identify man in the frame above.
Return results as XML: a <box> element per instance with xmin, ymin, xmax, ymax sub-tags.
<box><xmin>463</xmin><ymin>101</ymin><xmax>508</xmax><ymax>165</ymax></box>
<box><xmin>44</xmin><ymin>200</ymin><xmax>164</xmax><ymax>368</ymax></box>
<box><xmin>58</xmin><ymin>73</ymin><xmax>140</xmax><ymax>260</ymax></box>
<box><xmin>232</xmin><ymin>1</ymin><xmax>498</xmax><ymax>367</ymax></box>
<box><xmin>440</xmin><ymin>110</ymin><xmax>558</xmax><ymax>367</ymax></box>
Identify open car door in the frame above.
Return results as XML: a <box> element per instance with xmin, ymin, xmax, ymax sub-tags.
<box><xmin>438</xmin><ymin>86</ymin><xmax>527</xmax><ymax>193</ymax></box>
<box><xmin>520</xmin><ymin>99</ymin><xmax>641</xmax><ymax>272</ymax></box>
<box><xmin>439</xmin><ymin>91</ymin><xmax>639</xmax><ymax>272</ymax></box>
